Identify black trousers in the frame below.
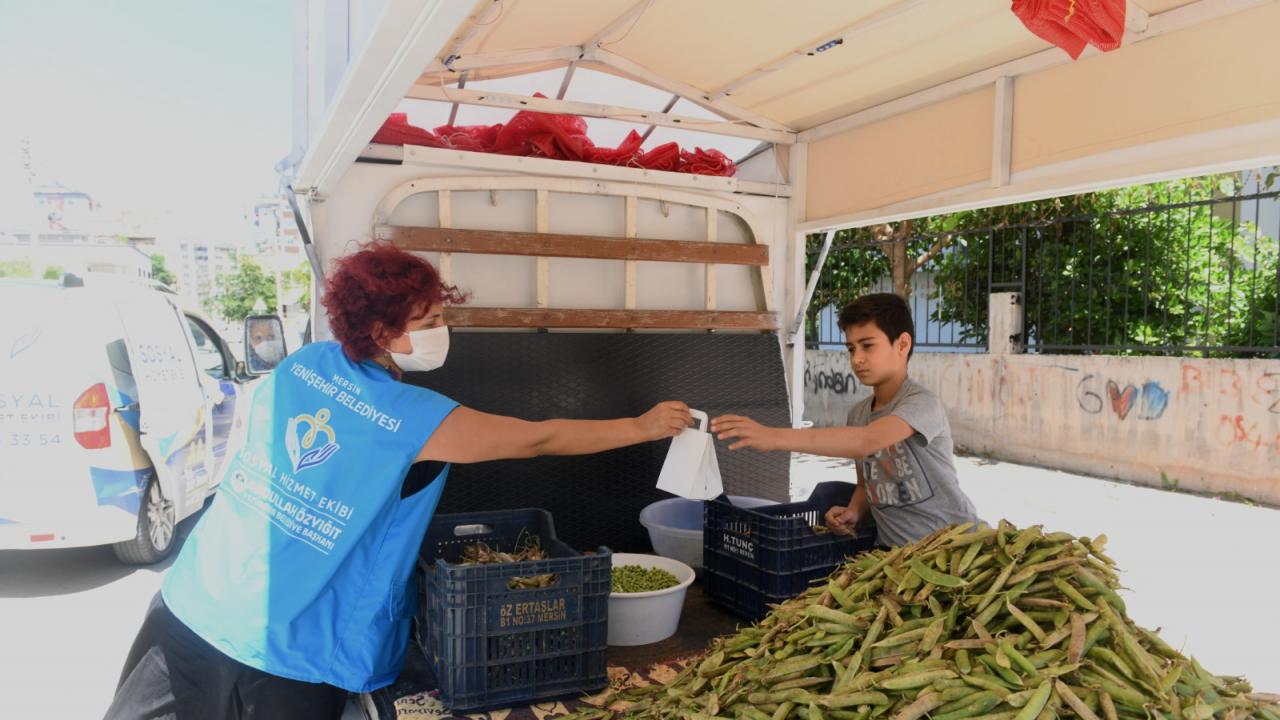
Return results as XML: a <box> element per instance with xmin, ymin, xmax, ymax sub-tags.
<box><xmin>104</xmin><ymin>593</ymin><xmax>348</xmax><ymax>720</ymax></box>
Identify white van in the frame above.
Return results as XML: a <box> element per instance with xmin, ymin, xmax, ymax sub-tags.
<box><xmin>0</xmin><ymin>275</ymin><xmax>256</xmax><ymax>564</ymax></box>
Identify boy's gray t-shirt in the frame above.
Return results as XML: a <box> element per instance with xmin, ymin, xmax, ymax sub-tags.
<box><xmin>847</xmin><ymin>379</ymin><xmax>979</xmax><ymax>547</ymax></box>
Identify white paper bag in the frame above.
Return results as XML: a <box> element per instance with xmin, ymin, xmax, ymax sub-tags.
<box><xmin>655</xmin><ymin>409</ymin><xmax>724</xmax><ymax>500</ymax></box>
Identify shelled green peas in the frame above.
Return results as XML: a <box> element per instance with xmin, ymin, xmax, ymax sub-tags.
<box><xmin>612</xmin><ymin>564</ymin><xmax>680</xmax><ymax>593</ymax></box>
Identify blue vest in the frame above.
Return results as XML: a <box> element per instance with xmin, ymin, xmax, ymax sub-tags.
<box><xmin>162</xmin><ymin>341</ymin><xmax>458</xmax><ymax>692</ymax></box>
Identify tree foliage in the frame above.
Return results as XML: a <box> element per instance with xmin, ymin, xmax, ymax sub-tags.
<box><xmin>210</xmin><ymin>257</ymin><xmax>277</xmax><ymax>323</ymax></box>
<box><xmin>808</xmin><ymin>172</ymin><xmax>1280</xmax><ymax>355</ymax></box>
<box><xmin>150</xmin><ymin>253</ymin><xmax>176</xmax><ymax>287</ymax></box>
<box><xmin>284</xmin><ymin>263</ymin><xmax>311</xmax><ymax>312</ymax></box>
<box><xmin>0</xmin><ymin>258</ymin><xmax>34</xmax><ymax>278</ymax></box>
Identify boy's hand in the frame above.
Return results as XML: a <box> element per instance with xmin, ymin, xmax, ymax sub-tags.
<box><xmin>638</xmin><ymin>401</ymin><xmax>694</xmax><ymax>441</ymax></box>
<box><xmin>710</xmin><ymin>414</ymin><xmax>781</xmax><ymax>451</ymax></box>
<box><xmin>824</xmin><ymin>505</ymin><xmax>859</xmax><ymax>536</ymax></box>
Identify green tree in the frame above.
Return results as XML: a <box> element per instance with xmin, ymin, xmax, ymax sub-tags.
<box><xmin>0</xmin><ymin>258</ymin><xmax>34</xmax><ymax>278</ymax></box>
<box><xmin>41</xmin><ymin>265</ymin><xmax>64</xmax><ymax>280</ymax></box>
<box><xmin>284</xmin><ymin>263</ymin><xmax>312</xmax><ymax>312</ymax></box>
<box><xmin>150</xmin><ymin>254</ymin><xmax>176</xmax><ymax>287</ymax></box>
<box><xmin>211</xmin><ymin>258</ymin><xmax>277</xmax><ymax>323</ymax></box>
<box><xmin>809</xmin><ymin>173</ymin><xmax>1280</xmax><ymax>355</ymax></box>
<box><xmin>808</xmin><ymin>194</ymin><xmax>1100</xmax><ymax>335</ymax></box>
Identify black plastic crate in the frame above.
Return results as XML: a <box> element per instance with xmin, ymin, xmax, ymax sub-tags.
<box><xmin>416</xmin><ymin>508</ymin><xmax>611</xmax><ymax>713</ymax></box>
<box><xmin>703</xmin><ymin>482</ymin><xmax>876</xmax><ymax>620</ymax></box>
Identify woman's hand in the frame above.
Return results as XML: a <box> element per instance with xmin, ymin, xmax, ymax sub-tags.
<box><xmin>710</xmin><ymin>414</ymin><xmax>781</xmax><ymax>451</ymax></box>
<box><xmin>824</xmin><ymin>504</ymin><xmax>860</xmax><ymax>536</ymax></box>
<box><xmin>636</xmin><ymin>401</ymin><xmax>694</xmax><ymax>441</ymax></box>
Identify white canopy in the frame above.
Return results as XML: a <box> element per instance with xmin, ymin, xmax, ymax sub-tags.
<box><xmin>293</xmin><ymin>0</ymin><xmax>1280</xmax><ymax>231</ymax></box>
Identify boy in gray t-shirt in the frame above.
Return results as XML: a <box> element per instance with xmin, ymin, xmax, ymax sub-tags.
<box><xmin>843</xmin><ymin>378</ymin><xmax>978</xmax><ymax>546</ymax></box>
<box><xmin>711</xmin><ymin>293</ymin><xmax>979</xmax><ymax>547</ymax></box>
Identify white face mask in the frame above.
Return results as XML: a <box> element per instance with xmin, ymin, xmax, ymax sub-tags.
<box><xmin>389</xmin><ymin>325</ymin><xmax>449</xmax><ymax>372</ymax></box>
<box><xmin>252</xmin><ymin>339</ymin><xmax>284</xmax><ymax>365</ymax></box>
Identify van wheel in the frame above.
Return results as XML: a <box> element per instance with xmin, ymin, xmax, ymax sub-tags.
<box><xmin>112</xmin><ymin>476</ymin><xmax>177</xmax><ymax>565</ymax></box>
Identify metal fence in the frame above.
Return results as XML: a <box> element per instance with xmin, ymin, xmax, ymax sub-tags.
<box><xmin>804</xmin><ymin>231</ymin><xmax>990</xmax><ymax>352</ymax></box>
<box><xmin>805</xmin><ymin>184</ymin><xmax>1280</xmax><ymax>359</ymax></box>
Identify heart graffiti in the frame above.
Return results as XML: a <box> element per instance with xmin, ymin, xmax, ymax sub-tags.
<box><xmin>1106</xmin><ymin>380</ymin><xmax>1138</xmax><ymax>420</ymax></box>
<box><xmin>1077</xmin><ymin>375</ymin><xmax>1171</xmax><ymax>421</ymax></box>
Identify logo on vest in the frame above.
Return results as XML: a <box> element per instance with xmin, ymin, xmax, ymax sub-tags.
<box><xmin>286</xmin><ymin>408</ymin><xmax>341</xmax><ymax>472</ymax></box>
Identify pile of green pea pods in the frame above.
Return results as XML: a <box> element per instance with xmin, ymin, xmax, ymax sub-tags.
<box><xmin>567</xmin><ymin>521</ymin><xmax>1280</xmax><ymax>720</ymax></box>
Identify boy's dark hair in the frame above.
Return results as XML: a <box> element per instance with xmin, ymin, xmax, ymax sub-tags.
<box><xmin>837</xmin><ymin>293</ymin><xmax>915</xmax><ymax>358</ymax></box>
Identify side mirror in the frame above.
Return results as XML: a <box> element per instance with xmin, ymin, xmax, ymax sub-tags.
<box><xmin>244</xmin><ymin>314</ymin><xmax>288</xmax><ymax>376</ymax></box>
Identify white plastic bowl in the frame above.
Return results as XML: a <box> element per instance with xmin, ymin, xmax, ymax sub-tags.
<box><xmin>639</xmin><ymin>496</ymin><xmax>776</xmax><ymax>570</ymax></box>
<box><xmin>607</xmin><ymin>553</ymin><xmax>696</xmax><ymax>646</ymax></box>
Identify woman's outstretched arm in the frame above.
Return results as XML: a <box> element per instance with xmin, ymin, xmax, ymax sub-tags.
<box><xmin>417</xmin><ymin>401</ymin><xmax>692</xmax><ymax>464</ymax></box>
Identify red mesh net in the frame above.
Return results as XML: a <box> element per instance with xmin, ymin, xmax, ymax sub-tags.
<box><xmin>371</xmin><ymin>95</ymin><xmax>737</xmax><ymax>177</ymax></box>
<box><xmin>1011</xmin><ymin>0</ymin><xmax>1127</xmax><ymax>60</ymax></box>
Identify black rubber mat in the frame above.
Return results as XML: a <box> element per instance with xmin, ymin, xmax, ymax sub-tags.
<box><xmin>403</xmin><ymin>332</ymin><xmax>792</xmax><ymax>553</ymax></box>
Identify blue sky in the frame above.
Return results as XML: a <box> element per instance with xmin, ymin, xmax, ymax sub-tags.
<box><xmin>0</xmin><ymin>0</ymin><xmax>292</xmax><ymax>239</ymax></box>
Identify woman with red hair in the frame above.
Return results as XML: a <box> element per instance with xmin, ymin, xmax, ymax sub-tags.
<box><xmin>107</xmin><ymin>243</ymin><xmax>691</xmax><ymax>720</ymax></box>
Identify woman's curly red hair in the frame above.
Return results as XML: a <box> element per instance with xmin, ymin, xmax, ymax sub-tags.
<box><xmin>322</xmin><ymin>242</ymin><xmax>466</xmax><ymax>361</ymax></box>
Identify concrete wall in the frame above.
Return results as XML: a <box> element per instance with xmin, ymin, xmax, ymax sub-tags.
<box><xmin>804</xmin><ymin>349</ymin><xmax>1280</xmax><ymax>505</ymax></box>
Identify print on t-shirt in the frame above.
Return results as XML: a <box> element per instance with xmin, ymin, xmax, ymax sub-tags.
<box><xmin>861</xmin><ymin>441</ymin><xmax>935</xmax><ymax>507</ymax></box>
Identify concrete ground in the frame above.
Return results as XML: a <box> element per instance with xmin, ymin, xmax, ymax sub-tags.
<box><xmin>1</xmin><ymin>456</ymin><xmax>1275</xmax><ymax>718</ymax></box>
<box><xmin>0</xmin><ymin>516</ymin><xmax>197</xmax><ymax>719</ymax></box>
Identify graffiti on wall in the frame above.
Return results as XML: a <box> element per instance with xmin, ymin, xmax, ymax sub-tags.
<box><xmin>802</xmin><ymin>355</ymin><xmax>873</xmax><ymax>428</ymax></box>
<box><xmin>808</xmin><ymin>351</ymin><xmax>1279</xmax><ymax>450</ymax></box>
<box><xmin>804</xmin><ymin>349</ymin><xmax>1280</xmax><ymax>498</ymax></box>
<box><xmin>1180</xmin><ymin>364</ymin><xmax>1280</xmax><ymax>414</ymax></box>
<box><xmin>804</xmin><ymin>365</ymin><xmax>860</xmax><ymax>396</ymax></box>
<box><xmin>1180</xmin><ymin>363</ymin><xmax>1280</xmax><ymax>455</ymax></box>
<box><xmin>1214</xmin><ymin>414</ymin><xmax>1280</xmax><ymax>454</ymax></box>
<box><xmin>935</xmin><ymin>358</ymin><xmax>1001</xmax><ymax>412</ymax></box>
<box><xmin>935</xmin><ymin>358</ymin><xmax>1172</xmax><ymax>422</ymax></box>
<box><xmin>1075</xmin><ymin>375</ymin><xmax>1170</xmax><ymax>421</ymax></box>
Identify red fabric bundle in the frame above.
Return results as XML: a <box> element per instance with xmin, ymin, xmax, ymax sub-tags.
<box><xmin>680</xmin><ymin>147</ymin><xmax>735</xmax><ymax>176</ymax></box>
<box><xmin>435</xmin><ymin>123</ymin><xmax>503</xmax><ymax>151</ymax></box>
<box><xmin>490</xmin><ymin>99</ymin><xmax>593</xmax><ymax>160</ymax></box>
<box><xmin>1011</xmin><ymin>0</ymin><xmax>1126</xmax><ymax>60</ymax></box>
<box><xmin>371</xmin><ymin>114</ymin><xmax>445</xmax><ymax>148</ymax></box>
<box><xmin>635</xmin><ymin>142</ymin><xmax>681</xmax><ymax>172</ymax></box>
<box><xmin>371</xmin><ymin>97</ymin><xmax>737</xmax><ymax>177</ymax></box>
<box><xmin>587</xmin><ymin>130</ymin><xmax>645</xmax><ymax>166</ymax></box>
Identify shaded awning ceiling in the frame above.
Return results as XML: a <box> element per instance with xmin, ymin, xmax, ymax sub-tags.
<box><xmin>412</xmin><ymin>0</ymin><xmax>1195</xmax><ymax>132</ymax></box>
<box><xmin>295</xmin><ymin>0</ymin><xmax>1280</xmax><ymax>230</ymax></box>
